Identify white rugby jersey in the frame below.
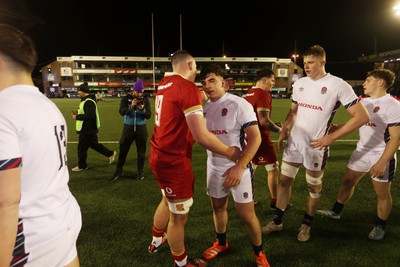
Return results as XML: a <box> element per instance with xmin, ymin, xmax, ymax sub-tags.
<box><xmin>0</xmin><ymin>85</ymin><xmax>80</xmax><ymax>252</ymax></box>
<box><xmin>290</xmin><ymin>73</ymin><xmax>358</xmax><ymax>148</ymax></box>
<box><xmin>357</xmin><ymin>94</ymin><xmax>400</xmax><ymax>152</ymax></box>
<box><xmin>203</xmin><ymin>93</ymin><xmax>257</xmax><ymax>169</ymax></box>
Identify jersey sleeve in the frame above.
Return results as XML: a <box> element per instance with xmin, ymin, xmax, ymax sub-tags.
<box><xmin>182</xmin><ymin>83</ymin><xmax>203</xmax><ymax>116</ymax></box>
<box><xmin>0</xmin><ymin>114</ymin><xmax>22</xmax><ymax>169</ymax></box>
<box><xmin>338</xmin><ymin>81</ymin><xmax>358</xmax><ymax>109</ymax></box>
<box><xmin>238</xmin><ymin>98</ymin><xmax>258</xmax><ymax>127</ymax></box>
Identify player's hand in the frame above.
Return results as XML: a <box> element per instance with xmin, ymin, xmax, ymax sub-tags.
<box><xmin>222</xmin><ymin>164</ymin><xmax>244</xmax><ymax>188</ymax></box>
<box><xmin>311</xmin><ymin>135</ymin><xmax>334</xmax><ymax>149</ymax></box>
<box><xmin>227</xmin><ymin>146</ymin><xmax>241</xmax><ymax>162</ymax></box>
<box><xmin>277</xmin><ymin>128</ymin><xmax>288</xmax><ymax>151</ymax></box>
<box><xmin>370</xmin><ymin>161</ymin><xmax>386</xmax><ymax>179</ymax></box>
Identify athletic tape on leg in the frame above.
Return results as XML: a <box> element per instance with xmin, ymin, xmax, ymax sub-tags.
<box><xmin>281</xmin><ymin>162</ymin><xmax>299</xmax><ymax>178</ymax></box>
<box><xmin>168</xmin><ymin>198</ymin><xmax>193</xmax><ymax>214</ymax></box>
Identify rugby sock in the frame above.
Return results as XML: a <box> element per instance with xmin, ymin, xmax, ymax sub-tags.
<box><xmin>376</xmin><ymin>216</ymin><xmax>387</xmax><ymax>230</ymax></box>
<box><xmin>274</xmin><ymin>208</ymin><xmax>284</xmax><ymax>225</ymax></box>
<box><xmin>252</xmin><ymin>244</ymin><xmax>263</xmax><ymax>256</ymax></box>
<box><xmin>151</xmin><ymin>225</ymin><xmax>165</xmax><ymax>246</ymax></box>
<box><xmin>172</xmin><ymin>248</ymin><xmax>187</xmax><ymax>267</ymax></box>
<box><xmin>270</xmin><ymin>197</ymin><xmax>277</xmax><ymax>208</ymax></box>
<box><xmin>302</xmin><ymin>213</ymin><xmax>314</xmax><ymax>227</ymax></box>
<box><xmin>151</xmin><ymin>225</ymin><xmax>165</xmax><ymax>238</ymax></box>
<box><xmin>216</xmin><ymin>232</ymin><xmax>227</xmax><ymax>246</ymax></box>
<box><xmin>332</xmin><ymin>201</ymin><xmax>344</xmax><ymax>215</ymax></box>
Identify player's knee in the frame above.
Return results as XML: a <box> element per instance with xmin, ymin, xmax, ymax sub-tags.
<box><xmin>281</xmin><ymin>162</ymin><xmax>299</xmax><ymax>179</ymax></box>
<box><xmin>167</xmin><ymin>198</ymin><xmax>193</xmax><ymax>214</ymax></box>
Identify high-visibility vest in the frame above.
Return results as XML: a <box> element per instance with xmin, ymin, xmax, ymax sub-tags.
<box><xmin>75</xmin><ymin>98</ymin><xmax>100</xmax><ymax>131</ymax></box>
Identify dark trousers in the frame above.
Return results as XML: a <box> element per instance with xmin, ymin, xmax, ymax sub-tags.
<box><xmin>115</xmin><ymin>124</ymin><xmax>148</xmax><ymax>174</ymax></box>
<box><xmin>77</xmin><ymin>132</ymin><xmax>114</xmax><ymax>168</ymax></box>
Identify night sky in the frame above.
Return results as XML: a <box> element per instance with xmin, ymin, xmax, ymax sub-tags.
<box><xmin>2</xmin><ymin>0</ymin><xmax>400</xmax><ymax>80</ymax></box>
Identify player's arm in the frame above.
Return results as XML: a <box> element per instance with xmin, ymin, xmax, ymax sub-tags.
<box><xmin>327</xmin><ymin>123</ymin><xmax>343</xmax><ymax>134</ymax></box>
<box><xmin>241</xmin><ymin>124</ymin><xmax>262</xmax><ymax>159</ymax></box>
<box><xmin>278</xmin><ymin>102</ymin><xmax>298</xmax><ymax>150</ymax></box>
<box><xmin>0</xmin><ymin>167</ymin><xmax>21</xmax><ymax>267</ymax></box>
<box><xmin>222</xmin><ymin>124</ymin><xmax>261</xmax><ymax>188</ymax></box>
<box><xmin>257</xmin><ymin>109</ymin><xmax>281</xmax><ymax>133</ymax></box>
<box><xmin>370</xmin><ymin>125</ymin><xmax>400</xmax><ymax>178</ymax></box>
<box><xmin>329</xmin><ymin>102</ymin><xmax>369</xmax><ymax>140</ymax></box>
<box><xmin>311</xmin><ymin>101</ymin><xmax>369</xmax><ymax>149</ymax></box>
<box><xmin>186</xmin><ymin>114</ymin><xmax>240</xmax><ymax>161</ymax></box>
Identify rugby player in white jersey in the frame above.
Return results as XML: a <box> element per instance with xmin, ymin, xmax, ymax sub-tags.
<box><xmin>317</xmin><ymin>69</ymin><xmax>400</xmax><ymax>240</ymax></box>
<box><xmin>262</xmin><ymin>45</ymin><xmax>370</xmax><ymax>242</ymax></box>
<box><xmin>0</xmin><ymin>23</ymin><xmax>81</xmax><ymax>267</ymax></box>
<box><xmin>200</xmin><ymin>64</ymin><xmax>270</xmax><ymax>267</ymax></box>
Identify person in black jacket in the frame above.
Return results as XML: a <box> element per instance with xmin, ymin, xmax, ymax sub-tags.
<box><xmin>109</xmin><ymin>79</ymin><xmax>151</xmax><ymax>181</ymax></box>
<box><xmin>71</xmin><ymin>82</ymin><xmax>116</xmax><ymax>171</ymax></box>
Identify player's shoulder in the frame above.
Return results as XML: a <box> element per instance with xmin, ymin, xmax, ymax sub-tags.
<box><xmin>324</xmin><ymin>73</ymin><xmax>351</xmax><ymax>87</ymax></box>
<box><xmin>226</xmin><ymin>92</ymin><xmax>247</xmax><ymax>102</ymax></box>
<box><xmin>229</xmin><ymin>93</ymin><xmax>255</xmax><ymax>111</ymax></box>
<box><xmin>293</xmin><ymin>76</ymin><xmax>309</xmax><ymax>87</ymax></box>
<box><xmin>383</xmin><ymin>94</ymin><xmax>400</xmax><ymax>108</ymax></box>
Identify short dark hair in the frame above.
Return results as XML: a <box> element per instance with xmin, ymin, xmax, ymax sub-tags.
<box><xmin>366</xmin><ymin>69</ymin><xmax>395</xmax><ymax>89</ymax></box>
<box><xmin>255</xmin><ymin>68</ymin><xmax>274</xmax><ymax>82</ymax></box>
<box><xmin>0</xmin><ymin>23</ymin><xmax>37</xmax><ymax>72</ymax></box>
<box><xmin>200</xmin><ymin>64</ymin><xmax>225</xmax><ymax>81</ymax></box>
<box><xmin>170</xmin><ymin>50</ymin><xmax>192</xmax><ymax>65</ymax></box>
<box><xmin>303</xmin><ymin>45</ymin><xmax>326</xmax><ymax>61</ymax></box>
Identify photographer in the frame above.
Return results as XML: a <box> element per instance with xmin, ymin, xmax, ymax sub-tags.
<box><xmin>110</xmin><ymin>79</ymin><xmax>151</xmax><ymax>181</ymax></box>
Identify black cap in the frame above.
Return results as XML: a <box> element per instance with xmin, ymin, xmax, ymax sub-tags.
<box><xmin>78</xmin><ymin>82</ymin><xmax>90</xmax><ymax>93</ymax></box>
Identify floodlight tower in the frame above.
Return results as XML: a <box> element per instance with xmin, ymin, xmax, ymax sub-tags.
<box><xmin>292</xmin><ymin>39</ymin><xmax>299</xmax><ymax>64</ymax></box>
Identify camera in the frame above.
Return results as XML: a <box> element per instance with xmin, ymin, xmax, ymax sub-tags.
<box><xmin>137</xmin><ymin>97</ymin><xmax>144</xmax><ymax>105</ymax></box>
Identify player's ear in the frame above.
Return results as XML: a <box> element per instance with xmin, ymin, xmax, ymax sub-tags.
<box><xmin>188</xmin><ymin>61</ymin><xmax>193</xmax><ymax>70</ymax></box>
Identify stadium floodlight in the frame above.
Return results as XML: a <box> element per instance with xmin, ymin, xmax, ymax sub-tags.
<box><xmin>394</xmin><ymin>4</ymin><xmax>400</xmax><ymax>16</ymax></box>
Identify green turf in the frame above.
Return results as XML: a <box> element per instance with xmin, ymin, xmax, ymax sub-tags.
<box><xmin>53</xmin><ymin>97</ymin><xmax>400</xmax><ymax>267</ymax></box>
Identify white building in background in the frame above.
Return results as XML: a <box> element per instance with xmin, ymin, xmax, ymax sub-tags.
<box><xmin>41</xmin><ymin>55</ymin><xmax>303</xmax><ymax>98</ymax></box>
